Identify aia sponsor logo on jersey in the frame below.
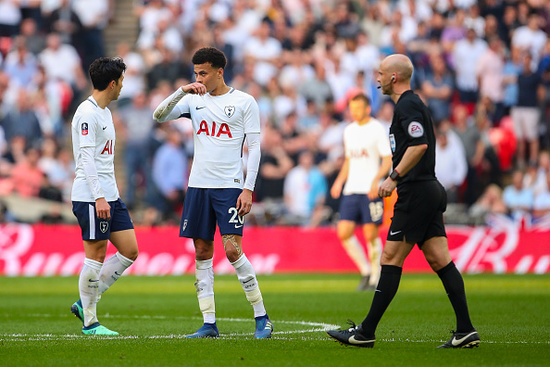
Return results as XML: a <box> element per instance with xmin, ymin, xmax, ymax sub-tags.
<box><xmin>350</xmin><ymin>148</ymin><xmax>369</xmax><ymax>158</ymax></box>
<box><xmin>197</xmin><ymin>120</ymin><xmax>232</xmax><ymax>138</ymax></box>
<box><xmin>101</xmin><ymin>140</ymin><xmax>114</xmax><ymax>155</ymax></box>
<box><xmin>81</xmin><ymin>122</ymin><xmax>89</xmax><ymax>136</ymax></box>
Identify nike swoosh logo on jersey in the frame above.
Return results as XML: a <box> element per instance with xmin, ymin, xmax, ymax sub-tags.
<box><xmin>235</xmin><ymin>224</ymin><xmax>243</xmax><ymax>228</ymax></box>
<box><xmin>348</xmin><ymin>335</ymin><xmax>375</xmax><ymax>345</ymax></box>
<box><xmin>451</xmin><ymin>332</ymin><xmax>476</xmax><ymax>346</ymax></box>
<box><xmin>88</xmin><ymin>279</ymin><xmax>99</xmax><ymax>282</ymax></box>
<box><xmin>102</xmin><ymin>126</ymin><xmax>107</xmax><ymax>130</ymax></box>
<box><xmin>389</xmin><ymin>230</ymin><xmax>402</xmax><ymax>236</ymax></box>
<box><xmin>195</xmin><ymin>106</ymin><xmax>206</xmax><ymax>110</ymax></box>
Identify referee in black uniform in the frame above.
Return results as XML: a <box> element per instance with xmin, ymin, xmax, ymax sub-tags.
<box><xmin>327</xmin><ymin>54</ymin><xmax>480</xmax><ymax>349</ymax></box>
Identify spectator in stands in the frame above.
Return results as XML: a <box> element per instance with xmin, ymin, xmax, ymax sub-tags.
<box><xmin>435</xmin><ymin>120</ymin><xmax>468</xmax><ymax>203</ymax></box>
<box><xmin>283</xmin><ymin>150</ymin><xmax>328</xmax><ymax>226</ymax></box>
<box><xmin>151</xmin><ymin>125</ymin><xmax>187</xmax><ymax>222</ymax></box>
<box><xmin>511</xmin><ymin>12</ymin><xmax>547</xmax><ymax>66</ymax></box>
<box><xmin>502</xmin><ymin>46</ymin><xmax>522</xmax><ymax>115</ymax></box>
<box><xmin>44</xmin><ymin>0</ymin><xmax>83</xmax><ymax>47</ymax></box>
<box><xmin>421</xmin><ymin>52</ymin><xmax>453</xmax><ymax>123</ymax></box>
<box><xmin>137</xmin><ymin>16</ymin><xmax>183</xmax><ymax>56</ymax></box>
<box><xmin>3</xmin><ymin>35</ymin><xmax>39</xmax><ymax>88</ymax></box>
<box><xmin>254</xmin><ymin>124</ymin><xmax>294</xmax><ymax>224</ymax></box>
<box><xmin>146</xmin><ymin>46</ymin><xmax>188</xmax><ymax>90</ymax></box>
<box><xmin>498</xmin><ymin>5</ymin><xmax>521</xmax><ymax>49</ymax></box>
<box><xmin>503</xmin><ymin>169</ymin><xmax>534</xmax><ymax>221</ymax></box>
<box><xmin>539</xmin><ymin>40</ymin><xmax>550</xmax><ymax>149</ymax></box>
<box><xmin>0</xmin><ymin>89</ymin><xmax>43</xmax><ymax>148</ymax></box>
<box><xmin>20</xmin><ymin>18</ymin><xmax>45</xmax><ymax>56</ymax></box>
<box><xmin>0</xmin><ymin>0</ymin><xmax>21</xmax><ymax>37</ymax></box>
<box><xmin>72</xmin><ymin>0</ymin><xmax>109</xmax><ymax>71</ymax></box>
<box><xmin>118</xmin><ymin>91</ymin><xmax>154</xmax><ymax>209</ymax></box>
<box><xmin>533</xmin><ymin>172</ymin><xmax>550</xmax><ymax>219</ymax></box>
<box><xmin>10</xmin><ymin>147</ymin><xmax>45</xmax><ymax>198</ymax></box>
<box><xmin>452</xmin><ymin>27</ymin><xmax>487</xmax><ymax>105</ymax></box>
<box><xmin>511</xmin><ymin>52</ymin><xmax>543</xmax><ymax>168</ymax></box>
<box><xmin>468</xmin><ymin>183</ymin><xmax>508</xmax><ymax>222</ymax></box>
<box><xmin>244</xmin><ymin>20</ymin><xmax>283</xmax><ymax>87</ymax></box>
<box><xmin>299</xmin><ymin>61</ymin><xmax>334</xmax><ymax>110</ymax></box>
<box><xmin>476</xmin><ymin>36</ymin><xmax>505</xmax><ymax>124</ymax></box>
<box><xmin>531</xmin><ymin>150</ymin><xmax>550</xmax><ymax>197</ymax></box>
<box><xmin>39</xmin><ymin>33</ymin><xmax>87</xmax><ymax>106</ymax></box>
<box><xmin>113</xmin><ymin>42</ymin><xmax>145</xmax><ymax>107</ymax></box>
<box><xmin>452</xmin><ymin>104</ymin><xmax>485</xmax><ymax>205</ymax></box>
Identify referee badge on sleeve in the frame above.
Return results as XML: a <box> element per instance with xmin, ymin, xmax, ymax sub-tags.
<box><xmin>408</xmin><ymin>121</ymin><xmax>424</xmax><ymax>138</ymax></box>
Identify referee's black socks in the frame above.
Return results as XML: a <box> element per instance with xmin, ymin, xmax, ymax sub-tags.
<box><xmin>360</xmin><ymin>265</ymin><xmax>402</xmax><ymax>338</ymax></box>
<box><xmin>437</xmin><ymin>261</ymin><xmax>475</xmax><ymax>333</ymax></box>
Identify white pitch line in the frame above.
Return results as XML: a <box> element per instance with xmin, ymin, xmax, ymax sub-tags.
<box><xmin>3</xmin><ymin>315</ymin><xmax>549</xmax><ymax>344</ymax></box>
<box><xmin>1</xmin><ymin>333</ymin><xmax>549</xmax><ymax>344</ymax></box>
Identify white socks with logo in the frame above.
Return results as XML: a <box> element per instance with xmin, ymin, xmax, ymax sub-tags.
<box><xmin>79</xmin><ymin>258</ymin><xmax>102</xmax><ymax>327</ymax></box>
<box><xmin>195</xmin><ymin>258</ymin><xmax>216</xmax><ymax>324</ymax></box>
<box><xmin>231</xmin><ymin>254</ymin><xmax>266</xmax><ymax>318</ymax></box>
<box><xmin>98</xmin><ymin>252</ymin><xmax>134</xmax><ymax>295</ymax></box>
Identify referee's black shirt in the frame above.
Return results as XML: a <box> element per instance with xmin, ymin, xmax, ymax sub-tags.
<box><xmin>389</xmin><ymin>90</ymin><xmax>437</xmax><ymax>184</ymax></box>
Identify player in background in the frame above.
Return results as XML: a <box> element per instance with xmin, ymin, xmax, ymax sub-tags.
<box><xmin>330</xmin><ymin>93</ymin><xmax>392</xmax><ymax>291</ymax></box>
<box><xmin>70</xmin><ymin>57</ymin><xmax>139</xmax><ymax>335</ymax></box>
<box><xmin>327</xmin><ymin>54</ymin><xmax>479</xmax><ymax>349</ymax></box>
<box><xmin>153</xmin><ymin>47</ymin><xmax>272</xmax><ymax>339</ymax></box>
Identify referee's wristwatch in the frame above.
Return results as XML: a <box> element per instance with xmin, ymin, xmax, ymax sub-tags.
<box><xmin>389</xmin><ymin>169</ymin><xmax>401</xmax><ymax>181</ymax></box>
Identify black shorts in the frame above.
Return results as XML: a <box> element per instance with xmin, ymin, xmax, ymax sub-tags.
<box><xmin>387</xmin><ymin>180</ymin><xmax>447</xmax><ymax>247</ymax></box>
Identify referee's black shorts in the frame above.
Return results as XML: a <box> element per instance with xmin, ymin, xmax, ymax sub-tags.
<box><xmin>387</xmin><ymin>180</ymin><xmax>447</xmax><ymax>247</ymax></box>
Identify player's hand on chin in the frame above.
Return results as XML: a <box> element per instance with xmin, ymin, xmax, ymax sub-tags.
<box><xmin>182</xmin><ymin>82</ymin><xmax>207</xmax><ymax>95</ymax></box>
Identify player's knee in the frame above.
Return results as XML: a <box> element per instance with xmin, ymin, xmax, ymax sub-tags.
<box><xmin>224</xmin><ymin>247</ymin><xmax>241</xmax><ymax>263</ymax></box>
<box><xmin>337</xmin><ymin>229</ymin><xmax>352</xmax><ymax>241</ymax></box>
<box><xmin>124</xmin><ymin>248</ymin><xmax>139</xmax><ymax>261</ymax></box>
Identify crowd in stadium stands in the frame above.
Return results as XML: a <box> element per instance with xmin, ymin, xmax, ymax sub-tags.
<box><xmin>1</xmin><ymin>0</ymin><xmax>550</xmax><ymax>227</ymax></box>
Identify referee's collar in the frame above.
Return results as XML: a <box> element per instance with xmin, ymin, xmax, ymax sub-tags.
<box><xmin>396</xmin><ymin>89</ymin><xmax>414</xmax><ymax>103</ymax></box>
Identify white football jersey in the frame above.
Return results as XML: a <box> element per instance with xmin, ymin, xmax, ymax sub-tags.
<box><xmin>71</xmin><ymin>96</ymin><xmax>120</xmax><ymax>202</ymax></box>
<box><xmin>171</xmin><ymin>88</ymin><xmax>261</xmax><ymax>188</ymax></box>
<box><xmin>343</xmin><ymin>118</ymin><xmax>391</xmax><ymax>195</ymax></box>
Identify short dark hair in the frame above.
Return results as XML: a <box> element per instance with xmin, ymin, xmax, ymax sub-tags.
<box><xmin>89</xmin><ymin>57</ymin><xmax>126</xmax><ymax>91</ymax></box>
<box><xmin>192</xmin><ymin>47</ymin><xmax>227</xmax><ymax>69</ymax></box>
<box><xmin>350</xmin><ymin>93</ymin><xmax>370</xmax><ymax>106</ymax></box>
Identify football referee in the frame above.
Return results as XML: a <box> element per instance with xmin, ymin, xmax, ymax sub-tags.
<box><xmin>327</xmin><ymin>54</ymin><xmax>479</xmax><ymax>349</ymax></box>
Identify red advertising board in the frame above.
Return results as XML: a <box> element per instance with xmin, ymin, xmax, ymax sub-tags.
<box><xmin>0</xmin><ymin>219</ymin><xmax>549</xmax><ymax>276</ymax></box>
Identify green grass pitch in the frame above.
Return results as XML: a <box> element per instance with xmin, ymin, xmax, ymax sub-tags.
<box><xmin>0</xmin><ymin>274</ymin><xmax>548</xmax><ymax>366</ymax></box>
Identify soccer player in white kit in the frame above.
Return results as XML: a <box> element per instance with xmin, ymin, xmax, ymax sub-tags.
<box><xmin>70</xmin><ymin>57</ymin><xmax>139</xmax><ymax>335</ymax></box>
<box><xmin>330</xmin><ymin>93</ymin><xmax>392</xmax><ymax>291</ymax></box>
<box><xmin>153</xmin><ymin>47</ymin><xmax>272</xmax><ymax>338</ymax></box>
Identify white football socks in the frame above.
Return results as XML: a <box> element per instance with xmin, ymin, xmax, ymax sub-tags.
<box><xmin>79</xmin><ymin>258</ymin><xmax>102</xmax><ymax>327</ymax></box>
<box><xmin>195</xmin><ymin>258</ymin><xmax>216</xmax><ymax>324</ymax></box>
<box><xmin>368</xmin><ymin>237</ymin><xmax>383</xmax><ymax>286</ymax></box>
<box><xmin>231</xmin><ymin>254</ymin><xmax>266</xmax><ymax>318</ymax></box>
<box><xmin>98</xmin><ymin>252</ymin><xmax>134</xmax><ymax>295</ymax></box>
<box><xmin>342</xmin><ymin>235</ymin><xmax>371</xmax><ymax>276</ymax></box>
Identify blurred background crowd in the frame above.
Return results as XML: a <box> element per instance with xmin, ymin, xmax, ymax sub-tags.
<box><xmin>1</xmin><ymin>0</ymin><xmax>550</xmax><ymax>227</ymax></box>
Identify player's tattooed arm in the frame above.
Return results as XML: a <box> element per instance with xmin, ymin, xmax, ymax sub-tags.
<box><xmin>222</xmin><ymin>234</ymin><xmax>243</xmax><ymax>259</ymax></box>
